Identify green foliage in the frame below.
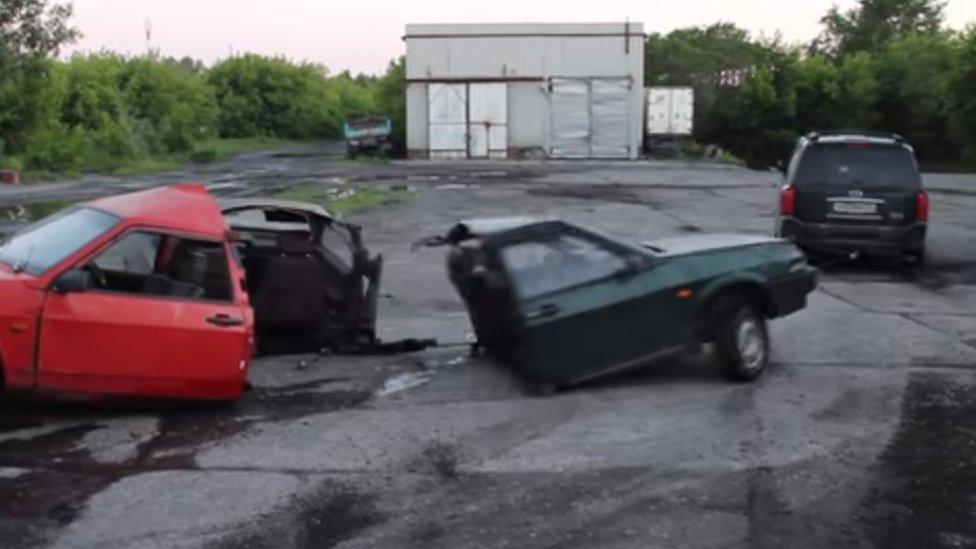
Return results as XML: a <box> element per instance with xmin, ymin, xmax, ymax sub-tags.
<box><xmin>947</xmin><ymin>26</ymin><xmax>976</xmax><ymax>167</ymax></box>
<box><xmin>121</xmin><ymin>56</ymin><xmax>218</xmax><ymax>152</ymax></box>
<box><xmin>372</xmin><ymin>57</ymin><xmax>406</xmax><ymax>152</ymax></box>
<box><xmin>814</xmin><ymin>0</ymin><xmax>946</xmax><ymax>57</ymax></box>
<box><xmin>645</xmin><ymin>23</ymin><xmax>774</xmax><ymax>87</ymax></box>
<box><xmin>23</xmin><ymin>124</ymin><xmax>88</xmax><ymax>171</ymax></box>
<box><xmin>207</xmin><ymin>54</ymin><xmax>335</xmax><ymax>139</ymax></box>
<box><xmin>280</xmin><ymin>182</ymin><xmax>416</xmax><ymax>215</ymax></box>
<box><xmin>652</xmin><ymin>11</ymin><xmax>975</xmax><ymax>170</ymax></box>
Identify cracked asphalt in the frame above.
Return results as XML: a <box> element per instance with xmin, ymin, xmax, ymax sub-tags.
<box><xmin>1</xmin><ymin>143</ymin><xmax>975</xmax><ymax>548</ymax></box>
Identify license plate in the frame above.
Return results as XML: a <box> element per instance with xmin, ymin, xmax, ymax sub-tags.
<box><xmin>832</xmin><ymin>201</ymin><xmax>878</xmax><ymax>215</ymax></box>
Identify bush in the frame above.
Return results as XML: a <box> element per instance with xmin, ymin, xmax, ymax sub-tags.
<box><xmin>121</xmin><ymin>56</ymin><xmax>217</xmax><ymax>152</ymax></box>
<box><xmin>23</xmin><ymin>125</ymin><xmax>89</xmax><ymax>171</ymax></box>
<box><xmin>208</xmin><ymin>55</ymin><xmax>335</xmax><ymax>139</ymax></box>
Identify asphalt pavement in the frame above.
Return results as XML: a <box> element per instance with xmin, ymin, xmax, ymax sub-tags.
<box><xmin>1</xmin><ymin>143</ymin><xmax>975</xmax><ymax>548</ymax></box>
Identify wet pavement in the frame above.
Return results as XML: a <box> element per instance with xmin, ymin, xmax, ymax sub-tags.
<box><xmin>1</xmin><ymin>143</ymin><xmax>975</xmax><ymax>548</ymax></box>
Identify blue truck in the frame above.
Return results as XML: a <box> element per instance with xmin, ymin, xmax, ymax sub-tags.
<box><xmin>343</xmin><ymin>117</ymin><xmax>393</xmax><ymax>157</ymax></box>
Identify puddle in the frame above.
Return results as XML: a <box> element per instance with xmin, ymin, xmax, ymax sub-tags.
<box><xmin>376</xmin><ymin>372</ymin><xmax>433</xmax><ymax>397</ymax></box>
<box><xmin>855</xmin><ymin>371</ymin><xmax>976</xmax><ymax>546</ymax></box>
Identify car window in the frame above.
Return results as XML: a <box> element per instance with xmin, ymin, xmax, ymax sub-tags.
<box><xmin>93</xmin><ymin>232</ymin><xmax>160</xmax><ymax>274</ymax></box>
<box><xmin>794</xmin><ymin>144</ymin><xmax>921</xmax><ymax>189</ymax></box>
<box><xmin>320</xmin><ymin>224</ymin><xmax>353</xmax><ymax>270</ymax></box>
<box><xmin>0</xmin><ymin>207</ymin><xmax>120</xmax><ymax>276</ymax></box>
<box><xmin>500</xmin><ymin>233</ymin><xmax>627</xmax><ymax>299</ymax></box>
<box><xmin>88</xmin><ymin>231</ymin><xmax>233</xmax><ymax>302</ymax></box>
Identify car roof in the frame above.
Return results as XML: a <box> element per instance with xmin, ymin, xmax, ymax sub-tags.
<box><xmin>217</xmin><ymin>197</ymin><xmax>336</xmax><ymax>221</ymax></box>
<box><xmin>805</xmin><ymin>130</ymin><xmax>908</xmax><ymax>147</ymax></box>
<box><xmin>453</xmin><ymin>217</ymin><xmax>548</xmax><ymax>237</ymax></box>
<box><xmin>88</xmin><ymin>183</ymin><xmax>228</xmax><ymax>239</ymax></box>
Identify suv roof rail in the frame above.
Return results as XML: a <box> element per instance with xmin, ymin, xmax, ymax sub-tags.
<box><xmin>807</xmin><ymin>130</ymin><xmax>905</xmax><ymax>143</ymax></box>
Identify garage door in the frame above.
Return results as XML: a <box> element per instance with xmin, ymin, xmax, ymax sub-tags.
<box><xmin>428</xmin><ymin>83</ymin><xmax>467</xmax><ymax>159</ymax></box>
<box><xmin>550</xmin><ymin>78</ymin><xmax>632</xmax><ymax>159</ymax></box>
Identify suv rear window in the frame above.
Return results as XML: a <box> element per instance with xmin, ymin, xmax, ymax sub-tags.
<box><xmin>795</xmin><ymin>144</ymin><xmax>921</xmax><ymax>189</ymax></box>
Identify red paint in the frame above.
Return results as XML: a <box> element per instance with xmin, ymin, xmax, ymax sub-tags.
<box><xmin>0</xmin><ymin>184</ymin><xmax>253</xmax><ymax>401</ymax></box>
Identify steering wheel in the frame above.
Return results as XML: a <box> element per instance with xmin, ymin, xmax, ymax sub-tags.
<box><xmin>83</xmin><ymin>262</ymin><xmax>108</xmax><ymax>288</ymax></box>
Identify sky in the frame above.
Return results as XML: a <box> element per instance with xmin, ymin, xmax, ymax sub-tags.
<box><xmin>64</xmin><ymin>0</ymin><xmax>976</xmax><ymax>75</ymax></box>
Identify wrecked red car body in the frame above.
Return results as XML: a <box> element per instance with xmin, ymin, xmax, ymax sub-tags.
<box><xmin>0</xmin><ymin>184</ymin><xmax>253</xmax><ymax>401</ymax></box>
<box><xmin>219</xmin><ymin>198</ymin><xmax>383</xmax><ymax>354</ymax></box>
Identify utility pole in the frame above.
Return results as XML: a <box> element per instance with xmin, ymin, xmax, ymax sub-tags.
<box><xmin>145</xmin><ymin>18</ymin><xmax>153</xmax><ymax>52</ymax></box>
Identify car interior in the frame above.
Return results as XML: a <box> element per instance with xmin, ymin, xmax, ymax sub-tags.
<box><xmin>87</xmin><ymin>231</ymin><xmax>233</xmax><ymax>301</ymax></box>
<box><xmin>223</xmin><ymin>206</ymin><xmax>374</xmax><ymax>352</ymax></box>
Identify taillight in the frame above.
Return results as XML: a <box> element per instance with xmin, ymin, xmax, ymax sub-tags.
<box><xmin>780</xmin><ymin>185</ymin><xmax>796</xmax><ymax>216</ymax></box>
<box><xmin>916</xmin><ymin>191</ymin><xmax>929</xmax><ymax>222</ymax></box>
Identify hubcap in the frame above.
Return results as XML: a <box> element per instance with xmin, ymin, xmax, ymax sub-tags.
<box><xmin>736</xmin><ymin>318</ymin><xmax>766</xmax><ymax>372</ymax></box>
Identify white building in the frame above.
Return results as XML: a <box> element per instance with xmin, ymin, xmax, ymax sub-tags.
<box><xmin>404</xmin><ymin>22</ymin><xmax>645</xmax><ymax>160</ymax></box>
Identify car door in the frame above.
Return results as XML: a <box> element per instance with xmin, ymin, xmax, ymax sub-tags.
<box><xmin>36</xmin><ymin>230</ymin><xmax>251</xmax><ymax>400</ymax></box>
<box><xmin>498</xmin><ymin>226</ymin><xmax>667</xmax><ymax>384</ymax></box>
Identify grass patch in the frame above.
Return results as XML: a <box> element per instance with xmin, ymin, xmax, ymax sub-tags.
<box><xmin>9</xmin><ymin>137</ymin><xmax>305</xmax><ymax>182</ymax></box>
<box><xmin>279</xmin><ymin>182</ymin><xmax>417</xmax><ymax>215</ymax></box>
<box><xmin>187</xmin><ymin>137</ymin><xmax>304</xmax><ymax>164</ymax></box>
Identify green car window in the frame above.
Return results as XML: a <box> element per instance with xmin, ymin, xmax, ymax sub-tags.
<box><xmin>501</xmin><ymin>233</ymin><xmax>626</xmax><ymax>299</ymax></box>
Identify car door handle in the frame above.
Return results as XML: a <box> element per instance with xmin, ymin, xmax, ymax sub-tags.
<box><xmin>207</xmin><ymin>314</ymin><xmax>244</xmax><ymax>327</ymax></box>
<box><xmin>525</xmin><ymin>304</ymin><xmax>561</xmax><ymax>320</ymax></box>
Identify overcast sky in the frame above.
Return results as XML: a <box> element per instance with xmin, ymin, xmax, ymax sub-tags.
<box><xmin>64</xmin><ymin>0</ymin><xmax>976</xmax><ymax>74</ymax></box>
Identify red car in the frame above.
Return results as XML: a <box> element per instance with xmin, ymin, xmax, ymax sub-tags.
<box><xmin>0</xmin><ymin>184</ymin><xmax>254</xmax><ymax>402</ymax></box>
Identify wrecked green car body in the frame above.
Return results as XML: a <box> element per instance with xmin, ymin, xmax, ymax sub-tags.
<box><xmin>442</xmin><ymin>219</ymin><xmax>817</xmax><ymax>386</ymax></box>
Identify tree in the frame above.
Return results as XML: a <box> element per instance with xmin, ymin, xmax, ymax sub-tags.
<box><xmin>0</xmin><ymin>0</ymin><xmax>78</xmax><ymax>60</ymax></box>
<box><xmin>645</xmin><ymin>23</ymin><xmax>773</xmax><ymax>87</ymax></box>
<box><xmin>946</xmin><ymin>26</ymin><xmax>976</xmax><ymax>166</ymax></box>
<box><xmin>813</xmin><ymin>0</ymin><xmax>946</xmax><ymax>57</ymax></box>
<box><xmin>372</xmin><ymin>57</ymin><xmax>405</xmax><ymax>151</ymax></box>
<box><xmin>0</xmin><ymin>0</ymin><xmax>79</xmax><ymax>155</ymax></box>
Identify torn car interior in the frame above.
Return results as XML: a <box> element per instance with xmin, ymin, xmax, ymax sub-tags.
<box><xmin>220</xmin><ymin>198</ymin><xmax>383</xmax><ymax>354</ymax></box>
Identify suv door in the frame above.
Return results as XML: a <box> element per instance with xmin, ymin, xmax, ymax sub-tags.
<box><xmin>37</xmin><ymin>230</ymin><xmax>251</xmax><ymax>400</ymax></box>
<box><xmin>496</xmin><ymin>226</ymin><xmax>662</xmax><ymax>383</ymax></box>
<box><xmin>792</xmin><ymin>142</ymin><xmax>923</xmax><ymax>228</ymax></box>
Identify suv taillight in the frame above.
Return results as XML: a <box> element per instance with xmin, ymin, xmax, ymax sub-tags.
<box><xmin>916</xmin><ymin>191</ymin><xmax>929</xmax><ymax>222</ymax></box>
<box><xmin>780</xmin><ymin>185</ymin><xmax>796</xmax><ymax>216</ymax></box>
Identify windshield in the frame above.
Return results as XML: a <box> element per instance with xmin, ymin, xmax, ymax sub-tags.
<box><xmin>795</xmin><ymin>144</ymin><xmax>921</xmax><ymax>189</ymax></box>
<box><xmin>0</xmin><ymin>207</ymin><xmax>120</xmax><ymax>275</ymax></box>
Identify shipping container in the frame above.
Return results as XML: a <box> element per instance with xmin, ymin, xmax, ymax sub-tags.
<box><xmin>647</xmin><ymin>87</ymin><xmax>694</xmax><ymax>136</ymax></box>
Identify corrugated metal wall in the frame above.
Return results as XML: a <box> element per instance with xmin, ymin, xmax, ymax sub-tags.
<box><xmin>406</xmin><ymin>23</ymin><xmax>645</xmax><ymax>160</ymax></box>
<box><xmin>549</xmin><ymin>78</ymin><xmax>632</xmax><ymax>159</ymax></box>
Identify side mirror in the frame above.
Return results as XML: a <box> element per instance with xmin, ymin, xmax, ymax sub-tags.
<box><xmin>776</xmin><ymin>160</ymin><xmax>787</xmax><ymax>175</ymax></box>
<box><xmin>52</xmin><ymin>269</ymin><xmax>92</xmax><ymax>294</ymax></box>
<box><xmin>617</xmin><ymin>255</ymin><xmax>648</xmax><ymax>278</ymax></box>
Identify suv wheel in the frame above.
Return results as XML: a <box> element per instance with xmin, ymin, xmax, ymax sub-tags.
<box><xmin>712</xmin><ymin>298</ymin><xmax>769</xmax><ymax>382</ymax></box>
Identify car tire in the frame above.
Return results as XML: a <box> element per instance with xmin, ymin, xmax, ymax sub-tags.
<box><xmin>712</xmin><ymin>298</ymin><xmax>769</xmax><ymax>382</ymax></box>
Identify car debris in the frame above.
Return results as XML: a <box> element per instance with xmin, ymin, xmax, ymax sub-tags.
<box><xmin>220</xmin><ymin>198</ymin><xmax>383</xmax><ymax>355</ymax></box>
<box><xmin>427</xmin><ymin>218</ymin><xmax>818</xmax><ymax>387</ymax></box>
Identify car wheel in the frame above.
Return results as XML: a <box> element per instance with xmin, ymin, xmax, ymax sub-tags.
<box><xmin>713</xmin><ymin>299</ymin><xmax>769</xmax><ymax>382</ymax></box>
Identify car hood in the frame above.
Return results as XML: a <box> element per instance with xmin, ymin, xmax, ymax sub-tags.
<box><xmin>643</xmin><ymin>233</ymin><xmax>786</xmax><ymax>257</ymax></box>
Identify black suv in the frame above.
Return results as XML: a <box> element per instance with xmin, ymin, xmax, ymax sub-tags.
<box><xmin>775</xmin><ymin>131</ymin><xmax>928</xmax><ymax>263</ymax></box>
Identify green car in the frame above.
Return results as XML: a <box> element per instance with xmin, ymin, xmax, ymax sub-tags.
<box><xmin>441</xmin><ymin>219</ymin><xmax>817</xmax><ymax>386</ymax></box>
